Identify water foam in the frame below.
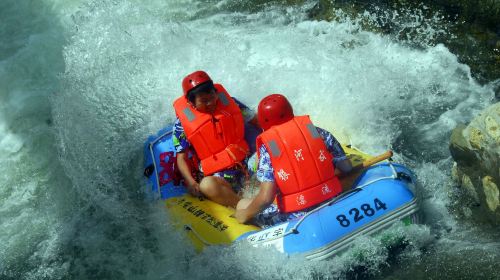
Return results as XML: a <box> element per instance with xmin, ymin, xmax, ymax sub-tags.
<box><xmin>2</xmin><ymin>0</ymin><xmax>497</xmax><ymax>279</ymax></box>
<box><xmin>53</xmin><ymin>0</ymin><xmax>499</xmax><ymax>278</ymax></box>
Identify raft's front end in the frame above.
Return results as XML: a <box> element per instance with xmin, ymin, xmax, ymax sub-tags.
<box><xmin>165</xmin><ymin>195</ymin><xmax>260</xmax><ymax>251</ymax></box>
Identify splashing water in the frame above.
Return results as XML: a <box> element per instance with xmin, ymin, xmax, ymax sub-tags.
<box><xmin>1</xmin><ymin>0</ymin><xmax>498</xmax><ymax>279</ymax></box>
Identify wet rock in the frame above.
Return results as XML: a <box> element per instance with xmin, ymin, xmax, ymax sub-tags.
<box><xmin>430</xmin><ymin>0</ymin><xmax>500</xmax><ymax>31</ymax></box>
<box><xmin>309</xmin><ymin>1</ymin><xmax>500</xmax><ymax>83</ymax></box>
<box><xmin>449</xmin><ymin>124</ymin><xmax>476</xmax><ymax>165</ymax></box>
<box><xmin>398</xmin><ymin>0</ymin><xmax>500</xmax><ymax>83</ymax></box>
<box><xmin>482</xmin><ymin>176</ymin><xmax>499</xmax><ymax>212</ymax></box>
<box><xmin>452</xmin><ymin>163</ymin><xmax>480</xmax><ymax>204</ymax></box>
<box><xmin>450</xmin><ymin>102</ymin><xmax>500</xmax><ymax>224</ymax></box>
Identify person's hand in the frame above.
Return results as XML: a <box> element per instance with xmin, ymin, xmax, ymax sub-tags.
<box><xmin>234</xmin><ymin>208</ymin><xmax>249</xmax><ymax>224</ymax></box>
<box><xmin>187</xmin><ymin>182</ymin><xmax>201</xmax><ymax>197</ymax></box>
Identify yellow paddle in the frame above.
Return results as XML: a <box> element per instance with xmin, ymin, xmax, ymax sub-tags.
<box><xmin>337</xmin><ymin>150</ymin><xmax>393</xmax><ymax>189</ymax></box>
<box><xmin>354</xmin><ymin>150</ymin><xmax>392</xmax><ymax>171</ymax></box>
<box><xmin>340</xmin><ymin>150</ymin><xmax>393</xmax><ymax>177</ymax></box>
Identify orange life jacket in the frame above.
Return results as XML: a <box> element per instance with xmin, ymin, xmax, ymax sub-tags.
<box><xmin>256</xmin><ymin>116</ymin><xmax>342</xmax><ymax>213</ymax></box>
<box><xmin>173</xmin><ymin>84</ymin><xmax>249</xmax><ymax>175</ymax></box>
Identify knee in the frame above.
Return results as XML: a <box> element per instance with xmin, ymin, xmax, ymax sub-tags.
<box><xmin>199</xmin><ymin>176</ymin><xmax>220</xmax><ymax>196</ymax></box>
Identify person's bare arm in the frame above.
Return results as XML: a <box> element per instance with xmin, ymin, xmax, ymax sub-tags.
<box><xmin>234</xmin><ymin>181</ymin><xmax>276</xmax><ymax>224</ymax></box>
<box><xmin>334</xmin><ymin>158</ymin><xmax>353</xmax><ymax>175</ymax></box>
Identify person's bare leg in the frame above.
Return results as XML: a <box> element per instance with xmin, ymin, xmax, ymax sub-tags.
<box><xmin>199</xmin><ymin>176</ymin><xmax>240</xmax><ymax>208</ymax></box>
<box><xmin>236</xmin><ymin>198</ymin><xmax>252</xmax><ymax>210</ymax></box>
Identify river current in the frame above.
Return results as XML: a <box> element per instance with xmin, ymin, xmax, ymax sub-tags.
<box><xmin>1</xmin><ymin>1</ymin><xmax>499</xmax><ymax>279</ymax></box>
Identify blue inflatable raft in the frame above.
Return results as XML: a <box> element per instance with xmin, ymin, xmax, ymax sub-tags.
<box><xmin>144</xmin><ymin>126</ymin><xmax>420</xmax><ymax>260</ymax></box>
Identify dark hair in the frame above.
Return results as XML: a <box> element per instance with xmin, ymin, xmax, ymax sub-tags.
<box><xmin>187</xmin><ymin>81</ymin><xmax>215</xmax><ymax>103</ymax></box>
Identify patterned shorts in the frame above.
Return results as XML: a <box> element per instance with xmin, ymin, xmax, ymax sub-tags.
<box><xmin>212</xmin><ymin>169</ymin><xmax>246</xmax><ymax>193</ymax></box>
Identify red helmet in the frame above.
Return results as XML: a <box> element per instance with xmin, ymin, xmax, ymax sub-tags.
<box><xmin>182</xmin><ymin>71</ymin><xmax>212</xmax><ymax>96</ymax></box>
<box><xmin>258</xmin><ymin>94</ymin><xmax>294</xmax><ymax>130</ymax></box>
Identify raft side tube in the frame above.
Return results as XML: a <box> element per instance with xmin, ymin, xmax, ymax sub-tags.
<box><xmin>239</xmin><ymin>164</ymin><xmax>419</xmax><ymax>257</ymax></box>
<box><xmin>144</xmin><ymin>130</ymin><xmax>187</xmax><ymax>199</ymax></box>
<box><xmin>283</xmin><ymin>175</ymin><xmax>415</xmax><ymax>254</ymax></box>
<box><xmin>305</xmin><ymin>197</ymin><xmax>419</xmax><ymax>260</ymax></box>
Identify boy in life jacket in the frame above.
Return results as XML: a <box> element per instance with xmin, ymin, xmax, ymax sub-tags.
<box><xmin>172</xmin><ymin>71</ymin><xmax>259</xmax><ymax>208</ymax></box>
<box><xmin>234</xmin><ymin>94</ymin><xmax>352</xmax><ymax>226</ymax></box>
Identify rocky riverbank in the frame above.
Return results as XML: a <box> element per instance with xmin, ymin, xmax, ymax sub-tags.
<box><xmin>450</xmin><ymin>102</ymin><xmax>500</xmax><ymax>225</ymax></box>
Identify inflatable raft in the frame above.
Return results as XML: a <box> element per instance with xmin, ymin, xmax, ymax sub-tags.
<box><xmin>144</xmin><ymin>126</ymin><xmax>420</xmax><ymax>260</ymax></box>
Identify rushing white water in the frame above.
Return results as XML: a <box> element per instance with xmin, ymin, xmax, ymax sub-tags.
<box><xmin>1</xmin><ymin>0</ymin><xmax>498</xmax><ymax>279</ymax></box>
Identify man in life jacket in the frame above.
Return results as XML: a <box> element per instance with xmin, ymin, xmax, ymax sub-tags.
<box><xmin>234</xmin><ymin>94</ymin><xmax>352</xmax><ymax>226</ymax></box>
<box><xmin>172</xmin><ymin>70</ymin><xmax>260</xmax><ymax>208</ymax></box>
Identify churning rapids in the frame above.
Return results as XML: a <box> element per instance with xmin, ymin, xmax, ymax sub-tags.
<box><xmin>1</xmin><ymin>1</ymin><xmax>499</xmax><ymax>279</ymax></box>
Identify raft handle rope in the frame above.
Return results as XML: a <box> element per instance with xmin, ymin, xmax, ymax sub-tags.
<box><xmin>148</xmin><ymin>130</ymin><xmax>174</xmax><ymax>197</ymax></box>
<box><xmin>183</xmin><ymin>224</ymin><xmax>215</xmax><ymax>246</ymax></box>
<box><xmin>249</xmin><ymin>163</ymin><xmax>399</xmax><ymax>245</ymax></box>
<box><xmin>352</xmin><ymin>162</ymin><xmax>398</xmax><ymax>190</ymax></box>
<box><xmin>287</xmin><ymin>188</ymin><xmax>363</xmax><ymax>236</ymax></box>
